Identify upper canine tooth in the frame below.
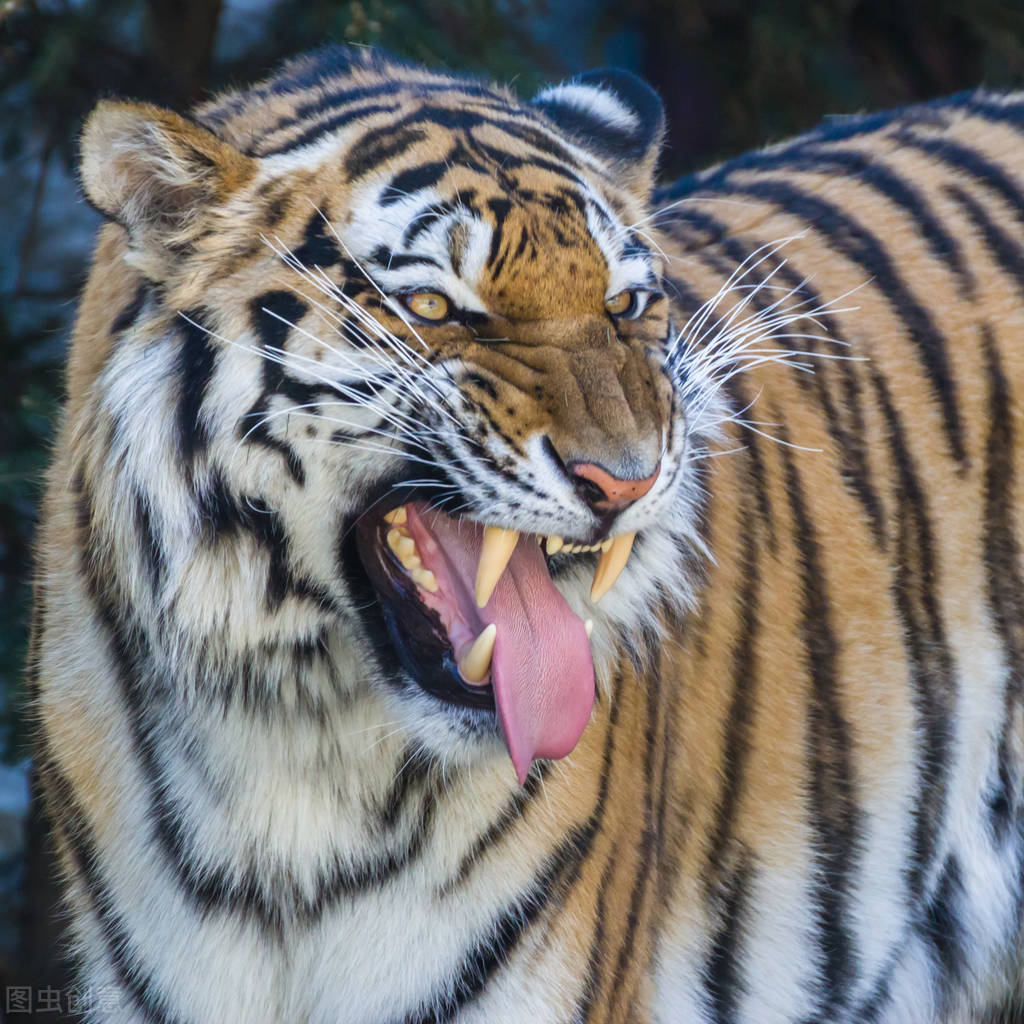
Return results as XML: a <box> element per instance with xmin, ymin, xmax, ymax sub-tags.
<box><xmin>546</xmin><ymin>535</ymin><xmax>564</xmax><ymax>555</ymax></box>
<box><xmin>459</xmin><ymin>624</ymin><xmax>498</xmax><ymax>684</ymax></box>
<box><xmin>590</xmin><ymin>532</ymin><xmax>636</xmax><ymax>604</ymax></box>
<box><xmin>476</xmin><ymin>526</ymin><xmax>520</xmax><ymax>607</ymax></box>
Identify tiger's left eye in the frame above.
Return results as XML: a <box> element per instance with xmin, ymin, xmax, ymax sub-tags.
<box><xmin>605</xmin><ymin>290</ymin><xmax>639</xmax><ymax>318</ymax></box>
<box><xmin>402</xmin><ymin>292</ymin><xmax>450</xmax><ymax>322</ymax></box>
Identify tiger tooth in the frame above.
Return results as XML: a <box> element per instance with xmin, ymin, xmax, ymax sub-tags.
<box><xmin>600</xmin><ymin>538</ymin><xmax>613</xmax><ymax>552</ymax></box>
<box><xmin>458</xmin><ymin>624</ymin><xmax>497</xmax><ymax>684</ymax></box>
<box><xmin>386</xmin><ymin>528</ymin><xmax>403</xmax><ymax>553</ymax></box>
<box><xmin>384</xmin><ymin>506</ymin><xmax>407</xmax><ymax>525</ymax></box>
<box><xmin>475</xmin><ymin>526</ymin><xmax>520</xmax><ymax>607</ymax></box>
<box><xmin>584</xmin><ymin>618</ymin><xmax>594</xmax><ymax>638</ymax></box>
<box><xmin>396</xmin><ymin>535</ymin><xmax>417</xmax><ymax>560</ymax></box>
<box><xmin>546</xmin><ymin>535</ymin><xmax>564</xmax><ymax>556</ymax></box>
<box><xmin>412</xmin><ymin>567</ymin><xmax>438</xmax><ymax>592</ymax></box>
<box><xmin>402</xmin><ymin>553</ymin><xmax>422</xmax><ymax>571</ymax></box>
<box><xmin>590</xmin><ymin>532</ymin><xmax>637</xmax><ymax>604</ymax></box>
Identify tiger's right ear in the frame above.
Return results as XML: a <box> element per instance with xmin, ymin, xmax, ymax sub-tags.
<box><xmin>80</xmin><ymin>101</ymin><xmax>255</xmax><ymax>258</ymax></box>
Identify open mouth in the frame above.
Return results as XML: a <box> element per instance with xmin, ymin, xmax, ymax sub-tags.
<box><xmin>353</xmin><ymin>500</ymin><xmax>637</xmax><ymax>782</ymax></box>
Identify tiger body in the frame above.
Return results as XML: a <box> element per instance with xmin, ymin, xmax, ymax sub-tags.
<box><xmin>30</xmin><ymin>47</ymin><xmax>1024</xmax><ymax>1023</ymax></box>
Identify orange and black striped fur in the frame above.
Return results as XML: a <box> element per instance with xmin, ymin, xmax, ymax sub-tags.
<box><xmin>30</xmin><ymin>45</ymin><xmax>1024</xmax><ymax>1021</ymax></box>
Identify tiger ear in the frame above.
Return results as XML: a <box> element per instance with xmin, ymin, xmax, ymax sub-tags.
<box><xmin>531</xmin><ymin>70</ymin><xmax>665</xmax><ymax>199</ymax></box>
<box><xmin>80</xmin><ymin>100</ymin><xmax>255</xmax><ymax>266</ymax></box>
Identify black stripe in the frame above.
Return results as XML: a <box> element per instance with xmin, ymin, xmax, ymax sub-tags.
<box><xmin>402</xmin><ymin>201</ymin><xmax>461</xmax><ymax>247</ymax></box>
<box><xmin>257</xmin><ymin>103</ymin><xmax>401</xmax><ymax>156</ymax></box>
<box><xmin>176</xmin><ymin>310</ymin><xmax>218</xmax><ymax>469</ymax></box>
<box><xmin>946</xmin><ymin>184</ymin><xmax>1024</xmax><ymax>299</ymax></box>
<box><xmin>869</xmin><ymin>368</ymin><xmax>956</xmax><ymax>898</ymax></box>
<box><xmin>368</xmin><ymin>246</ymin><xmax>440</xmax><ymax>271</ymax></box>
<box><xmin>854</xmin><ymin>957</ymin><xmax>896</xmax><ymax>1023</ymax></box>
<box><xmin>672</xmin><ymin>182</ymin><xmax>968</xmax><ymax>464</ymax></box>
<box><xmin>605</xmin><ymin>653</ymin><xmax>664</xmax><ymax>1016</ymax></box>
<box><xmin>378</xmin><ymin>746</ymin><xmax>433</xmax><ymax>829</ymax></box>
<box><xmin>111</xmin><ymin>283</ymin><xmax>148</xmax><ymax>336</ymax></box>
<box><xmin>344</xmin><ymin>126</ymin><xmax>429</xmax><ymax>180</ymax></box>
<box><xmin>291</xmin><ymin>211</ymin><xmax>341</xmax><ymax>269</ymax></box>
<box><xmin>960</xmin><ymin>95</ymin><xmax>1024</xmax><ymax>135</ymax></box>
<box><xmin>703</xmin><ymin>856</ymin><xmax>753</xmax><ymax>1024</ymax></box>
<box><xmin>245</xmin><ymin>290</ymin><xmax>310</xmax><ymax>486</ymax></box>
<box><xmin>380</xmin><ymin>160</ymin><xmax>451</xmax><ymax>205</ymax></box>
<box><xmin>980</xmin><ymin>332</ymin><xmax>1024</xmax><ymax>844</ymax></box>
<box><xmin>133</xmin><ymin>489</ymin><xmax>165</xmax><ymax>597</ymax></box>
<box><xmin>574</xmin><ymin>845</ymin><xmax>618</xmax><ymax>1023</ymax></box>
<box><xmin>779</xmin><ymin>427</ymin><xmax>861</xmax><ymax>1017</ymax></box>
<box><xmin>704</xmin><ymin>498</ymin><xmax>761</xmax><ymax>889</ymax></box>
<box><xmin>921</xmin><ymin>854</ymin><xmax>967</xmax><ymax>997</ymax></box>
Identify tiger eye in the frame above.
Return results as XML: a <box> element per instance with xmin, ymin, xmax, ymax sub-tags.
<box><xmin>605</xmin><ymin>291</ymin><xmax>635</xmax><ymax>317</ymax></box>
<box><xmin>403</xmin><ymin>292</ymin><xmax>450</xmax><ymax>321</ymax></box>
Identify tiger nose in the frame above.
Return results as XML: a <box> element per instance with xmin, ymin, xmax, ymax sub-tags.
<box><xmin>568</xmin><ymin>460</ymin><xmax>661</xmax><ymax>513</ymax></box>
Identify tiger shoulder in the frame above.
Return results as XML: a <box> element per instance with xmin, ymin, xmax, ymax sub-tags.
<box><xmin>30</xmin><ymin>45</ymin><xmax>1024</xmax><ymax>1022</ymax></box>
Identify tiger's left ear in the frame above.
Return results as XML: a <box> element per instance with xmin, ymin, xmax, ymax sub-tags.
<box><xmin>531</xmin><ymin>70</ymin><xmax>665</xmax><ymax>199</ymax></box>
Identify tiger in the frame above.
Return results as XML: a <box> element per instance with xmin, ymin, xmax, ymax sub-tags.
<box><xmin>28</xmin><ymin>41</ymin><xmax>1024</xmax><ymax>1022</ymax></box>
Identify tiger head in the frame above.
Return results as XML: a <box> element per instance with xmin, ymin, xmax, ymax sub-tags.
<box><xmin>78</xmin><ymin>48</ymin><xmax>707</xmax><ymax>783</ymax></box>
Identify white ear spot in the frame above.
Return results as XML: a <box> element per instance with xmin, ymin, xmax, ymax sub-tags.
<box><xmin>533</xmin><ymin>83</ymin><xmax>641</xmax><ymax>135</ymax></box>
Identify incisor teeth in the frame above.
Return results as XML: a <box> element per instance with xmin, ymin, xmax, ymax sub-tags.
<box><xmin>412</xmin><ymin>567</ymin><xmax>438</xmax><ymax>592</ymax></box>
<box><xmin>600</xmin><ymin>538</ymin><xmax>613</xmax><ymax>552</ymax></box>
<box><xmin>546</xmin><ymin>535</ymin><xmax>564</xmax><ymax>555</ymax></box>
<box><xmin>590</xmin><ymin>532</ymin><xmax>636</xmax><ymax>604</ymax></box>
<box><xmin>584</xmin><ymin>618</ymin><xmax>594</xmax><ymax>638</ymax></box>
<box><xmin>475</xmin><ymin>525</ymin><xmax>520</xmax><ymax>607</ymax></box>
<box><xmin>459</xmin><ymin>623</ymin><xmax>497</xmax><ymax>684</ymax></box>
<box><xmin>384</xmin><ymin>506</ymin><xmax>407</xmax><ymax>525</ymax></box>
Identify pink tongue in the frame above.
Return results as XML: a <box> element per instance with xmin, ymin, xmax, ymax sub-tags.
<box><xmin>416</xmin><ymin>510</ymin><xmax>595</xmax><ymax>784</ymax></box>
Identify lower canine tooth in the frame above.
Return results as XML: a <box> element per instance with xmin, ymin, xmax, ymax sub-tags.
<box><xmin>384</xmin><ymin>506</ymin><xmax>407</xmax><ymax>524</ymax></box>
<box><xmin>584</xmin><ymin>618</ymin><xmax>594</xmax><ymax>638</ymax></box>
<box><xmin>475</xmin><ymin>526</ymin><xmax>520</xmax><ymax>607</ymax></box>
<box><xmin>590</xmin><ymin>532</ymin><xmax>636</xmax><ymax>604</ymax></box>
<box><xmin>459</xmin><ymin>624</ymin><xmax>497</xmax><ymax>684</ymax></box>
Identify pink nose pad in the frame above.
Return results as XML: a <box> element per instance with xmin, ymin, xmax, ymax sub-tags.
<box><xmin>569</xmin><ymin>460</ymin><xmax>661</xmax><ymax>513</ymax></box>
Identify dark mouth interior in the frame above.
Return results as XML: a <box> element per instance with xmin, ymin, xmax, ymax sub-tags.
<box><xmin>354</xmin><ymin>504</ymin><xmax>497</xmax><ymax>712</ymax></box>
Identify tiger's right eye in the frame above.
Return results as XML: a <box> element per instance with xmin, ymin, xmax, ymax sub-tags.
<box><xmin>401</xmin><ymin>292</ymin><xmax>451</xmax><ymax>322</ymax></box>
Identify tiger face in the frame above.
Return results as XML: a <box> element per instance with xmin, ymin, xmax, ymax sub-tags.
<box><xmin>78</xmin><ymin>48</ymin><xmax>705</xmax><ymax>783</ymax></box>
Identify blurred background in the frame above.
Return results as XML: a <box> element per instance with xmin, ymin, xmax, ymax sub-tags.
<box><xmin>2</xmin><ymin>0</ymin><xmax>1024</xmax><ymax>1008</ymax></box>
